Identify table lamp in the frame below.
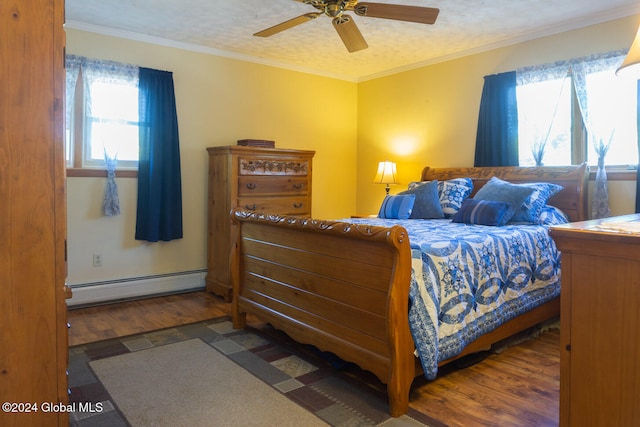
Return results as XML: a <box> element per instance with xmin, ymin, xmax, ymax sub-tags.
<box><xmin>373</xmin><ymin>161</ymin><xmax>398</xmax><ymax>195</ymax></box>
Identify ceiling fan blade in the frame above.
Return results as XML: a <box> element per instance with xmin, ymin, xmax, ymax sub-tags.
<box><xmin>254</xmin><ymin>13</ymin><xmax>320</xmax><ymax>37</ymax></box>
<box><xmin>354</xmin><ymin>3</ymin><xmax>439</xmax><ymax>25</ymax></box>
<box><xmin>332</xmin><ymin>15</ymin><xmax>368</xmax><ymax>53</ymax></box>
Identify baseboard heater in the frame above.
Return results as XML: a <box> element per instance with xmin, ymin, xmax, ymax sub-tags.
<box><xmin>66</xmin><ymin>270</ymin><xmax>206</xmax><ymax>308</ymax></box>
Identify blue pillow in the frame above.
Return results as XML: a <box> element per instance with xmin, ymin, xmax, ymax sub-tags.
<box><xmin>473</xmin><ymin>177</ymin><xmax>535</xmax><ymax>223</ymax></box>
<box><xmin>438</xmin><ymin>178</ymin><xmax>474</xmax><ymax>217</ymax></box>
<box><xmin>537</xmin><ymin>205</ymin><xmax>570</xmax><ymax>225</ymax></box>
<box><xmin>408</xmin><ymin>178</ymin><xmax>473</xmax><ymax>218</ymax></box>
<box><xmin>398</xmin><ymin>180</ymin><xmax>444</xmax><ymax>219</ymax></box>
<box><xmin>378</xmin><ymin>194</ymin><xmax>416</xmax><ymax>219</ymax></box>
<box><xmin>452</xmin><ymin>199</ymin><xmax>513</xmax><ymax>226</ymax></box>
<box><xmin>510</xmin><ymin>183</ymin><xmax>564</xmax><ymax>223</ymax></box>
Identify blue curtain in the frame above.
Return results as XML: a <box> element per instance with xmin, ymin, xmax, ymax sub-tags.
<box><xmin>135</xmin><ymin>68</ymin><xmax>183</xmax><ymax>242</ymax></box>
<box><xmin>474</xmin><ymin>71</ymin><xmax>519</xmax><ymax>166</ymax></box>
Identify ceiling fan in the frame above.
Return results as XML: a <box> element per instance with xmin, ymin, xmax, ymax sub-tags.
<box><xmin>254</xmin><ymin>0</ymin><xmax>439</xmax><ymax>53</ymax></box>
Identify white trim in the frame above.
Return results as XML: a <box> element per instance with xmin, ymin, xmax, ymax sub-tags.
<box><xmin>359</xmin><ymin>5</ymin><xmax>640</xmax><ymax>82</ymax></box>
<box><xmin>63</xmin><ymin>20</ymin><xmax>357</xmax><ymax>83</ymax></box>
<box><xmin>67</xmin><ymin>271</ymin><xmax>206</xmax><ymax>307</ymax></box>
<box><xmin>65</xmin><ymin>4</ymin><xmax>640</xmax><ymax>83</ymax></box>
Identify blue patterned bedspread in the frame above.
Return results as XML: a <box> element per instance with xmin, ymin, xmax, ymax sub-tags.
<box><xmin>344</xmin><ymin>218</ymin><xmax>561</xmax><ymax>379</ymax></box>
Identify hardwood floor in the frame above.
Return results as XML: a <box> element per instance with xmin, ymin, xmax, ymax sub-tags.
<box><xmin>67</xmin><ymin>291</ymin><xmax>230</xmax><ymax>346</ymax></box>
<box><xmin>67</xmin><ymin>291</ymin><xmax>559</xmax><ymax>426</ymax></box>
<box><xmin>412</xmin><ymin>331</ymin><xmax>560</xmax><ymax>426</ymax></box>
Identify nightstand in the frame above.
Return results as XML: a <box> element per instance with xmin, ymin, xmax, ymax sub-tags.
<box><xmin>549</xmin><ymin>214</ymin><xmax>640</xmax><ymax>426</ymax></box>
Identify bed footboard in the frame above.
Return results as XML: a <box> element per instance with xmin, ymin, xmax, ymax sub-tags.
<box><xmin>230</xmin><ymin>209</ymin><xmax>414</xmax><ymax>416</ymax></box>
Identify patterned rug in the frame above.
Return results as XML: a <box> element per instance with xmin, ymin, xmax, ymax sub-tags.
<box><xmin>68</xmin><ymin>317</ymin><xmax>432</xmax><ymax>426</ymax></box>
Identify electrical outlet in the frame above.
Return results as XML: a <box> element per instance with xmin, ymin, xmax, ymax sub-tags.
<box><xmin>93</xmin><ymin>254</ymin><xmax>102</xmax><ymax>267</ymax></box>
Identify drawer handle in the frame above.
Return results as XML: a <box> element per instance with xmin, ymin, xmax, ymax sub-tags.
<box><xmin>246</xmin><ymin>183</ymin><xmax>257</xmax><ymax>190</ymax></box>
<box><xmin>245</xmin><ymin>204</ymin><xmax>257</xmax><ymax>211</ymax></box>
<box><xmin>292</xmin><ymin>183</ymin><xmax>304</xmax><ymax>190</ymax></box>
<box><xmin>293</xmin><ymin>202</ymin><xmax>303</xmax><ymax>209</ymax></box>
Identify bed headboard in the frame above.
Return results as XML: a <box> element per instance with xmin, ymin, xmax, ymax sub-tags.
<box><xmin>420</xmin><ymin>163</ymin><xmax>589</xmax><ymax>222</ymax></box>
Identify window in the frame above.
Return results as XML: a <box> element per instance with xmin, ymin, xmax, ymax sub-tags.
<box><xmin>83</xmin><ymin>80</ymin><xmax>139</xmax><ymax>168</ymax></box>
<box><xmin>516</xmin><ymin>51</ymin><xmax>638</xmax><ymax>168</ymax></box>
<box><xmin>66</xmin><ymin>56</ymin><xmax>140</xmax><ymax>171</ymax></box>
<box><xmin>579</xmin><ymin>69</ymin><xmax>637</xmax><ymax>166</ymax></box>
<box><xmin>517</xmin><ymin>76</ymin><xmax>572</xmax><ymax>166</ymax></box>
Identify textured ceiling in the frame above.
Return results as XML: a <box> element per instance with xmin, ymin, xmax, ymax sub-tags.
<box><xmin>65</xmin><ymin>0</ymin><xmax>640</xmax><ymax>81</ymax></box>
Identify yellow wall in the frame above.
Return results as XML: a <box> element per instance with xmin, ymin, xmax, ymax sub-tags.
<box><xmin>357</xmin><ymin>15</ymin><xmax>640</xmax><ymax>215</ymax></box>
<box><xmin>66</xmin><ymin>29</ymin><xmax>358</xmax><ymax>285</ymax></box>
<box><xmin>66</xmin><ymin>15</ymin><xmax>639</xmax><ymax>287</ymax></box>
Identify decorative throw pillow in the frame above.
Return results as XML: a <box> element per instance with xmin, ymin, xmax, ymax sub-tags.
<box><xmin>473</xmin><ymin>177</ymin><xmax>535</xmax><ymax>223</ymax></box>
<box><xmin>510</xmin><ymin>182</ymin><xmax>564</xmax><ymax>223</ymax></box>
<box><xmin>537</xmin><ymin>205</ymin><xmax>570</xmax><ymax>225</ymax></box>
<box><xmin>378</xmin><ymin>194</ymin><xmax>416</xmax><ymax>219</ymax></box>
<box><xmin>398</xmin><ymin>180</ymin><xmax>444</xmax><ymax>219</ymax></box>
<box><xmin>408</xmin><ymin>178</ymin><xmax>473</xmax><ymax>217</ymax></box>
<box><xmin>452</xmin><ymin>199</ymin><xmax>513</xmax><ymax>226</ymax></box>
<box><xmin>438</xmin><ymin>178</ymin><xmax>474</xmax><ymax>217</ymax></box>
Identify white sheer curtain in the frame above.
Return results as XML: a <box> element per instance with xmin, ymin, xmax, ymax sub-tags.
<box><xmin>102</xmin><ymin>150</ymin><xmax>120</xmax><ymax>216</ymax></box>
<box><xmin>571</xmin><ymin>50</ymin><xmax>627</xmax><ymax>219</ymax></box>
<box><xmin>516</xmin><ymin>60</ymin><xmax>571</xmax><ymax>165</ymax></box>
<box><xmin>65</xmin><ymin>55</ymin><xmax>82</xmax><ymax>141</ymax></box>
<box><xmin>516</xmin><ymin>50</ymin><xmax>632</xmax><ymax>219</ymax></box>
<box><xmin>67</xmin><ymin>55</ymin><xmax>139</xmax><ymax>216</ymax></box>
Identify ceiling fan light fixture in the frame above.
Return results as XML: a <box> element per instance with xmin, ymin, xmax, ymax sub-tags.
<box><xmin>325</xmin><ymin>3</ymin><xmax>344</xmax><ymax>17</ymax></box>
<box><xmin>254</xmin><ymin>0</ymin><xmax>439</xmax><ymax>52</ymax></box>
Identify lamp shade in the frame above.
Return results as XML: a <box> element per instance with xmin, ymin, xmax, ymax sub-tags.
<box><xmin>373</xmin><ymin>161</ymin><xmax>398</xmax><ymax>185</ymax></box>
<box><xmin>616</xmin><ymin>26</ymin><xmax>640</xmax><ymax>78</ymax></box>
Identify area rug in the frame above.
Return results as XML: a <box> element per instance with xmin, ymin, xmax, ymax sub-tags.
<box><xmin>68</xmin><ymin>317</ymin><xmax>431</xmax><ymax>426</ymax></box>
<box><xmin>90</xmin><ymin>338</ymin><xmax>327</xmax><ymax>426</ymax></box>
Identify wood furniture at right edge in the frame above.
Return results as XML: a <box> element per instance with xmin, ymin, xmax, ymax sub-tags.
<box><xmin>550</xmin><ymin>214</ymin><xmax>640</xmax><ymax>427</ymax></box>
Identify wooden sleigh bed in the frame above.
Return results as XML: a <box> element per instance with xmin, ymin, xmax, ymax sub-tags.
<box><xmin>230</xmin><ymin>164</ymin><xmax>588</xmax><ymax>417</ymax></box>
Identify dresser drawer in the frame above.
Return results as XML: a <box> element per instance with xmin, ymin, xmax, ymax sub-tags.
<box><xmin>239</xmin><ymin>156</ymin><xmax>310</xmax><ymax>176</ymax></box>
<box><xmin>207</xmin><ymin>145</ymin><xmax>314</xmax><ymax>301</ymax></box>
<box><xmin>238</xmin><ymin>176</ymin><xmax>309</xmax><ymax>196</ymax></box>
<box><xmin>237</xmin><ymin>197</ymin><xmax>310</xmax><ymax>216</ymax></box>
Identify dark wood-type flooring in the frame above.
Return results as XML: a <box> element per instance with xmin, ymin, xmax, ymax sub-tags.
<box><xmin>67</xmin><ymin>291</ymin><xmax>559</xmax><ymax>426</ymax></box>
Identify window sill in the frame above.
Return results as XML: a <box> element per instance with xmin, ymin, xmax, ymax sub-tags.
<box><xmin>588</xmin><ymin>167</ymin><xmax>637</xmax><ymax>181</ymax></box>
<box><xmin>66</xmin><ymin>168</ymin><xmax>138</xmax><ymax>178</ymax></box>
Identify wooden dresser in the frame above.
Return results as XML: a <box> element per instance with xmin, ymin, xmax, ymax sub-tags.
<box><xmin>206</xmin><ymin>146</ymin><xmax>315</xmax><ymax>300</ymax></box>
<box><xmin>0</xmin><ymin>0</ymin><xmax>69</xmax><ymax>426</ymax></box>
<box><xmin>550</xmin><ymin>214</ymin><xmax>640</xmax><ymax>427</ymax></box>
